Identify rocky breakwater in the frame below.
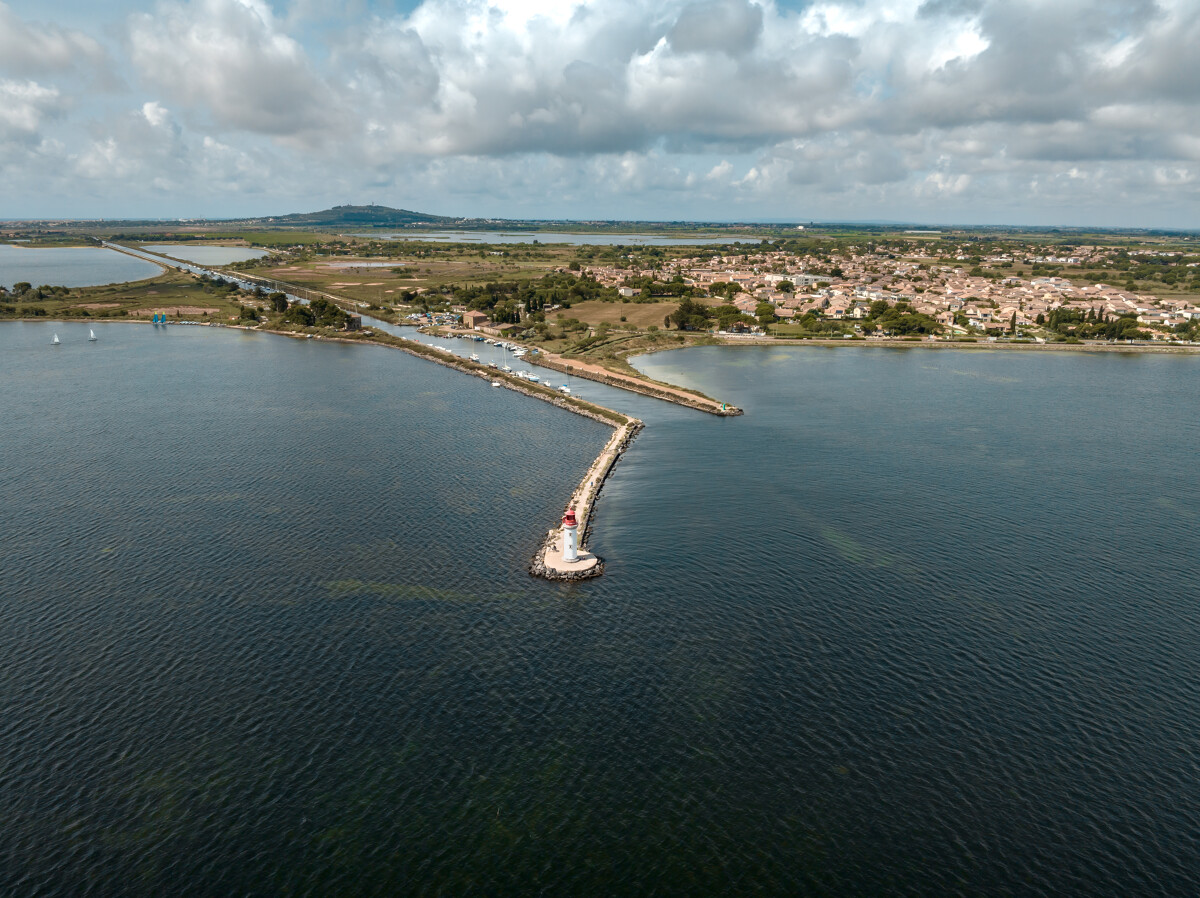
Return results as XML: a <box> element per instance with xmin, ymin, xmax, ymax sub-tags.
<box><xmin>528</xmin><ymin>353</ymin><xmax>743</xmax><ymax>417</ymax></box>
<box><xmin>530</xmin><ymin>417</ymin><xmax>644</xmax><ymax>582</ymax></box>
<box><xmin>279</xmin><ymin>329</ymin><xmax>655</xmax><ymax>582</ymax></box>
<box><xmin>528</xmin><ymin>530</ymin><xmax>604</xmax><ymax>582</ymax></box>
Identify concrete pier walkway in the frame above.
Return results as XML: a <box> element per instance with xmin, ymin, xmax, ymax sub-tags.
<box><xmin>539</xmin><ymin>539</ymin><xmax>601</xmax><ymax>577</ymax></box>
<box><xmin>531</xmin><ymin>417</ymin><xmax>642</xmax><ymax>581</ymax></box>
<box><xmin>275</xmin><ymin>327</ymin><xmax>659</xmax><ymax>582</ymax></box>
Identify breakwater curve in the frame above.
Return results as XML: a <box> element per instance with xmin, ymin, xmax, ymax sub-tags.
<box><xmin>529</xmin><ymin>417</ymin><xmax>644</xmax><ymax>582</ymax></box>
<box><xmin>525</xmin><ymin>348</ymin><xmax>742</xmax><ymax>416</ymax></box>
<box><xmin>296</xmin><ymin>328</ymin><xmax>649</xmax><ymax>581</ymax></box>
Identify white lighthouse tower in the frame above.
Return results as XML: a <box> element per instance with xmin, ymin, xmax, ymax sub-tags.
<box><xmin>561</xmin><ymin>507</ymin><xmax>580</xmax><ymax>563</ymax></box>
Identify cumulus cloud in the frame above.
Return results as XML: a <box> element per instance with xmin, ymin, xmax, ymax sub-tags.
<box><xmin>0</xmin><ymin>79</ymin><xmax>65</xmax><ymax>141</ymax></box>
<box><xmin>668</xmin><ymin>0</ymin><xmax>763</xmax><ymax>56</ymax></box>
<box><xmin>1</xmin><ymin>0</ymin><xmax>1200</xmax><ymax>223</ymax></box>
<box><xmin>141</xmin><ymin>100</ymin><xmax>171</xmax><ymax>129</ymax></box>
<box><xmin>330</xmin><ymin>0</ymin><xmax>1200</xmax><ymax>174</ymax></box>
<box><xmin>110</xmin><ymin>0</ymin><xmax>1200</xmax><ymax>181</ymax></box>
<box><xmin>128</xmin><ymin>0</ymin><xmax>344</xmax><ymax>139</ymax></box>
<box><xmin>0</xmin><ymin>2</ymin><xmax>110</xmax><ymax>77</ymax></box>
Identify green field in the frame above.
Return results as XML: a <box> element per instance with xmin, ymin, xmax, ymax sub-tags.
<box><xmin>556</xmin><ymin>299</ymin><xmax>679</xmax><ymax>330</ymax></box>
<box><xmin>241</xmin><ymin>249</ymin><xmax>577</xmax><ymax>307</ymax></box>
<box><xmin>1</xmin><ymin>269</ymin><xmax>250</xmax><ymax>321</ymax></box>
<box><xmin>207</xmin><ymin>231</ymin><xmax>330</xmax><ymax>247</ymax></box>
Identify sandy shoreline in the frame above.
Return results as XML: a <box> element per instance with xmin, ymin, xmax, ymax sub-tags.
<box><xmin>12</xmin><ymin>313</ymin><xmax>1200</xmax><ymax>357</ymax></box>
<box><xmin>714</xmin><ymin>335</ymin><xmax>1200</xmax><ymax>354</ymax></box>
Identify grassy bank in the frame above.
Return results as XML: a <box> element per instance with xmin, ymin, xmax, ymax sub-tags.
<box><xmin>0</xmin><ymin>269</ymin><xmax>247</xmax><ymax>321</ymax></box>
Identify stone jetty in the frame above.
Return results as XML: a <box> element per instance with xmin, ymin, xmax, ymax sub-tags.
<box><xmin>289</xmin><ymin>328</ymin><xmax>711</xmax><ymax>582</ymax></box>
<box><xmin>529</xmin><ymin>417</ymin><xmax>643</xmax><ymax>582</ymax></box>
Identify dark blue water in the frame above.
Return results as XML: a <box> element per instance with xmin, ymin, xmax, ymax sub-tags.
<box><xmin>0</xmin><ymin>246</ymin><xmax>162</xmax><ymax>289</ymax></box>
<box><xmin>140</xmin><ymin>246</ymin><xmax>269</xmax><ymax>265</ymax></box>
<box><xmin>3</xmin><ymin>327</ymin><xmax>1199</xmax><ymax>895</ymax></box>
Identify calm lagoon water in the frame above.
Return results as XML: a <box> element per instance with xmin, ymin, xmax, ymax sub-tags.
<box><xmin>354</xmin><ymin>230</ymin><xmax>756</xmax><ymax>246</ymax></box>
<box><xmin>141</xmin><ymin>245</ymin><xmax>269</xmax><ymax>265</ymax></box>
<box><xmin>3</xmin><ymin>326</ymin><xmax>1199</xmax><ymax>895</ymax></box>
<box><xmin>0</xmin><ymin>244</ymin><xmax>161</xmax><ymax>289</ymax></box>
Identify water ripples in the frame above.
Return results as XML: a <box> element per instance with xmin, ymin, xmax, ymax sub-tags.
<box><xmin>2</xmin><ymin>327</ymin><xmax>1200</xmax><ymax>894</ymax></box>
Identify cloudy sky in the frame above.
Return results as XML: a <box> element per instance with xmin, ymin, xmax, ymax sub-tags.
<box><xmin>2</xmin><ymin>0</ymin><xmax>1198</xmax><ymax>225</ymax></box>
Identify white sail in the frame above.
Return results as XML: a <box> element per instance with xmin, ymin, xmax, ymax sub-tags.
<box><xmin>52</xmin><ymin>334</ymin><xmax>60</xmax><ymax>345</ymax></box>
<box><xmin>88</xmin><ymin>329</ymin><xmax>97</xmax><ymax>341</ymax></box>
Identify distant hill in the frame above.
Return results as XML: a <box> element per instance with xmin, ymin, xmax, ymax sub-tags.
<box><xmin>258</xmin><ymin>204</ymin><xmax>458</xmax><ymax>227</ymax></box>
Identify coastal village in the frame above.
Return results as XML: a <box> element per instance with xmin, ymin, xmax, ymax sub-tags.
<box><xmin>8</xmin><ymin>224</ymin><xmax>1199</xmax><ymax>347</ymax></box>
<box><xmin>348</xmin><ymin>235</ymin><xmax>1200</xmax><ymax>345</ymax></box>
<box><xmin>573</xmin><ymin>241</ymin><xmax>1200</xmax><ymax>340</ymax></box>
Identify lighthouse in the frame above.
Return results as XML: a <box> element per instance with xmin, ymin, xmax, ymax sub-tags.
<box><xmin>561</xmin><ymin>507</ymin><xmax>580</xmax><ymax>563</ymax></box>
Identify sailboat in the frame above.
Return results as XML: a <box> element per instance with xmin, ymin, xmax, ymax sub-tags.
<box><xmin>51</xmin><ymin>333</ymin><xmax>60</xmax><ymax>345</ymax></box>
<box><xmin>88</xmin><ymin>329</ymin><xmax>98</xmax><ymax>342</ymax></box>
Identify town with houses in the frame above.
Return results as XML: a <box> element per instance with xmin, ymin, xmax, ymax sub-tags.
<box><xmin>575</xmin><ymin>241</ymin><xmax>1200</xmax><ymax>340</ymax></box>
